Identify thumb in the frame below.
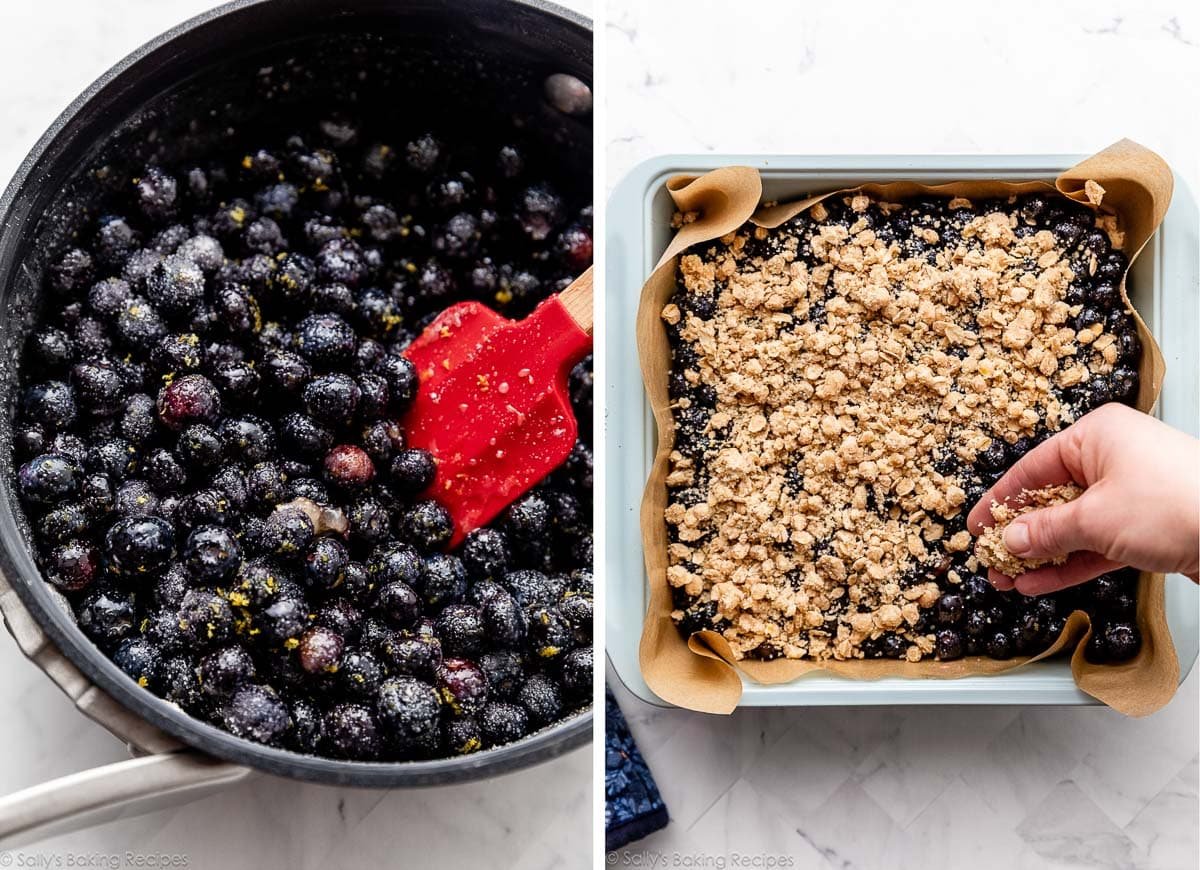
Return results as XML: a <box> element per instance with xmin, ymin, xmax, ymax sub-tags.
<box><xmin>1003</xmin><ymin>495</ymin><xmax>1098</xmax><ymax>561</ymax></box>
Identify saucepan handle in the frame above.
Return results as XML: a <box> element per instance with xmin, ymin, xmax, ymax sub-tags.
<box><xmin>0</xmin><ymin>750</ymin><xmax>251</xmax><ymax>848</ymax></box>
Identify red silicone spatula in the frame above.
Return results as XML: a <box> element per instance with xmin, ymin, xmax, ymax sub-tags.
<box><xmin>403</xmin><ymin>266</ymin><xmax>593</xmax><ymax>547</ymax></box>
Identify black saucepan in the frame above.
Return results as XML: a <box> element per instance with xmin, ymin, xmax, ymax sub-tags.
<box><xmin>0</xmin><ymin>0</ymin><xmax>592</xmax><ymax>795</ymax></box>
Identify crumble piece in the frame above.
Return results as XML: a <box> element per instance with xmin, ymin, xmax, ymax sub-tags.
<box><xmin>975</xmin><ymin>484</ymin><xmax>1084</xmax><ymax>576</ymax></box>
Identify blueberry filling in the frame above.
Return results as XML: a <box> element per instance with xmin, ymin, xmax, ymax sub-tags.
<box><xmin>14</xmin><ymin>117</ymin><xmax>593</xmax><ymax>760</ymax></box>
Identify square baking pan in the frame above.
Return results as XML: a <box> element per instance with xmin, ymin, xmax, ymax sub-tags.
<box><xmin>605</xmin><ymin>154</ymin><xmax>1199</xmax><ymax>707</ymax></box>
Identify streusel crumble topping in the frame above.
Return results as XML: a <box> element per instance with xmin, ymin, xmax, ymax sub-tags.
<box><xmin>662</xmin><ymin>192</ymin><xmax>1140</xmax><ymax>662</ymax></box>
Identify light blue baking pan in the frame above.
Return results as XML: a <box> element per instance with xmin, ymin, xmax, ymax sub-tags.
<box><xmin>605</xmin><ymin>154</ymin><xmax>1199</xmax><ymax>707</ymax></box>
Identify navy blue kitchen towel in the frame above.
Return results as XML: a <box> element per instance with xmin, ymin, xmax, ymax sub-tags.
<box><xmin>605</xmin><ymin>688</ymin><xmax>669</xmax><ymax>851</ymax></box>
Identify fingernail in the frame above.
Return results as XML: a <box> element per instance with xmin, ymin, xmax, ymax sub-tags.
<box><xmin>1005</xmin><ymin>522</ymin><xmax>1031</xmax><ymax>554</ymax></box>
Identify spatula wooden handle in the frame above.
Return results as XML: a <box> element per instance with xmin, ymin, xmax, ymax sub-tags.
<box><xmin>557</xmin><ymin>266</ymin><xmax>593</xmax><ymax>336</ymax></box>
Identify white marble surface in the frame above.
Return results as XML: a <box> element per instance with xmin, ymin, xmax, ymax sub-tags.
<box><xmin>0</xmin><ymin>2</ymin><xmax>592</xmax><ymax>868</ymax></box>
<box><xmin>606</xmin><ymin>1</ymin><xmax>1198</xmax><ymax>868</ymax></box>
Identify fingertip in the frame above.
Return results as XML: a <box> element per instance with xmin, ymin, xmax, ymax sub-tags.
<box><xmin>988</xmin><ymin>568</ymin><xmax>1015</xmax><ymax>591</ymax></box>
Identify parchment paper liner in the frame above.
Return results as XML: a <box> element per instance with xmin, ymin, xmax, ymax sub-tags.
<box><xmin>636</xmin><ymin>140</ymin><xmax>1179</xmax><ymax>717</ymax></box>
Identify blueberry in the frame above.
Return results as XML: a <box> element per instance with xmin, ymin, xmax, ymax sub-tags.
<box><xmin>48</xmin><ymin>247</ymin><xmax>95</xmax><ymax>296</ymax></box>
<box><xmin>436</xmin><ymin>604</ymin><xmax>486</xmax><ymax>657</ymax></box>
<box><xmin>335</xmin><ymin>648</ymin><xmax>383</xmax><ymax>699</ymax></box>
<box><xmin>261</xmin><ymin>350</ymin><xmax>312</xmax><ymax>395</ymax></box>
<box><xmin>525</xmin><ymin>604</ymin><xmax>573</xmax><ymax>661</ymax></box>
<box><xmin>347</xmin><ymin>496</ymin><xmax>390</xmax><ymax>549</ymax></box>
<box><xmin>114</xmin><ymin>479</ymin><xmax>159</xmax><ymax>516</ymax></box>
<box><xmin>296</xmin><ymin>313</ymin><xmax>356</xmax><ymax>367</ymax></box>
<box><xmin>516</xmin><ymin>184</ymin><xmax>564</xmax><ymax>241</ymax></box>
<box><xmin>432</xmin><ymin>213</ymin><xmax>480</xmax><ymax>259</ymax></box>
<box><xmin>176</xmin><ymin>234</ymin><xmax>224</xmax><ymax>273</ymax></box>
<box><xmin>113</xmin><ymin>637</ymin><xmax>161</xmax><ymax>687</ymax></box>
<box><xmin>23</xmin><ymin>381</ymin><xmax>77</xmax><ymax>432</ymax></box>
<box><xmin>150</xmin><ymin>334</ymin><xmax>205</xmax><ymax>379</ymax></box>
<box><xmin>400</xmin><ymin>500</ymin><xmax>454</xmax><ymax>552</ymax></box>
<box><xmin>375</xmin><ymin>581</ymin><xmax>421</xmax><ymax>629</ymax></box>
<box><xmin>444</xmin><ymin>717</ymin><xmax>482</xmax><ymax>755</ymax></box>
<box><xmin>279</xmin><ymin>412</ymin><xmax>334</xmax><ymax>460</ymax></box>
<box><xmin>504</xmin><ymin>492</ymin><xmax>551</xmax><ymax>546</ymax></box>
<box><xmin>559</xmin><ymin>646</ymin><xmax>592</xmax><ymax>701</ymax></box>
<box><xmin>964</xmin><ymin>608</ymin><xmax>989</xmax><ymax>637</ymax></box>
<box><xmin>210</xmin><ymin>282</ymin><xmax>260</xmax><ymax>336</ymax></box>
<box><xmin>77</xmin><ymin>585</ymin><xmax>136</xmax><ymax>647</ymax></box>
<box><xmin>461</xmin><ymin>528</ymin><xmax>511</xmax><ymax>581</ymax></box>
<box><xmin>422</xmin><ymin>554</ymin><xmax>468</xmax><ymax>609</ymax></box>
<box><xmin>177</xmin><ymin>424</ymin><xmax>224</xmax><ymax>470</ymax></box>
<box><xmin>380</xmin><ymin>636</ymin><xmax>441</xmax><ymax>681</ymax></box>
<box><xmin>437</xmin><ymin>658</ymin><xmax>489</xmax><ymax>716</ymax></box>
<box><xmin>220</xmin><ymin>416</ymin><xmax>276</xmax><ymax>464</ymax></box>
<box><xmin>244</xmin><ymin>217</ymin><xmax>287</xmax><ymax>256</ymax></box>
<box><xmin>985</xmin><ymin>630</ymin><xmax>1013</xmax><ymax>659</ymax></box>
<box><xmin>935</xmin><ymin>628</ymin><xmax>964</xmax><ymax>661</ymax></box>
<box><xmin>377</xmin><ymin>355</ymin><xmax>418</xmax><ymax>407</ymax></box>
<box><xmin>323</xmin><ymin>703</ymin><xmax>381</xmax><ymax>760</ymax></box>
<box><xmin>261</xmin><ymin>508</ymin><xmax>314</xmax><ymax>560</ymax></box>
<box><xmin>287</xmin><ymin>698</ymin><xmax>324</xmax><ymax>754</ymax></box>
<box><xmin>961</xmin><ymin>575</ymin><xmax>991</xmax><ymax>607</ymax></box>
<box><xmin>558</xmin><ymin>593</ymin><xmax>593</xmax><ymax>643</ymax></box>
<box><xmin>27</xmin><ymin>327</ymin><xmax>75</xmax><ymax>370</ymax></box>
<box><xmin>1102</xmin><ymin>622</ymin><xmax>1141</xmax><ymax>661</ymax></box>
<box><xmin>405</xmin><ymin>134</ymin><xmax>441</xmax><ymax>172</ymax></box>
<box><xmin>878</xmin><ymin>633</ymin><xmax>907</xmax><ymax>659</ymax></box>
<box><xmin>224</xmin><ymin>684</ymin><xmax>288</xmax><ymax>745</ymax></box>
<box><xmin>183</xmin><ymin>525</ymin><xmax>241</xmax><ymax>583</ymax></box>
<box><xmin>356</xmin><ymin>373</ymin><xmax>390</xmax><ymax>420</ymax></box>
<box><xmin>367</xmin><ymin>542</ymin><xmax>425</xmax><ymax>587</ymax></box>
<box><xmin>518</xmin><ymin>673</ymin><xmax>563</xmax><ymax>726</ymax></box>
<box><xmin>116</xmin><ymin>297</ymin><xmax>168</xmax><ymax>350</ymax></box>
<box><xmin>360</xmin><ymin>420</ymin><xmax>404</xmax><ymax>465</ymax></box>
<box><xmin>503</xmin><ymin>569</ymin><xmax>562</xmax><ymax>609</ymax></box>
<box><xmin>261</xmin><ymin>597</ymin><xmax>308</xmax><ymax>645</ymax></box>
<box><xmin>44</xmin><ymin>540</ymin><xmax>101</xmax><ymax>591</ymax></box>
<box><xmin>302</xmin><ymin>374</ymin><xmax>361</xmax><ymax>426</ymax></box>
<box><xmin>316</xmin><ymin>238</ymin><xmax>368</xmax><ymax>287</ymax></box>
<box><xmin>478</xmin><ymin>650</ymin><xmax>525</xmax><ymax>700</ymax></box>
<box><xmin>86</xmin><ymin>437</ymin><xmax>139</xmax><ymax>481</ymax></box>
<box><xmin>554</xmin><ymin>223</ymin><xmax>593</xmax><ymax>271</ymax></box>
<box><xmin>390</xmin><ymin>448</ymin><xmax>435</xmax><ymax>494</ymax></box>
<box><xmin>297</xmin><ymin>626</ymin><xmax>344</xmax><ymax>674</ymax></box>
<box><xmin>211</xmin><ymin>362</ymin><xmax>261</xmax><ymax>405</ymax></box>
<box><xmin>141</xmin><ymin>449</ymin><xmax>187</xmax><ymax>494</ymax></box>
<box><xmin>106</xmin><ymin>516</ymin><xmax>174</xmax><ymax>575</ymax></box>
<box><xmin>199</xmin><ymin>644</ymin><xmax>257</xmax><ymax>697</ymax></box>
<box><xmin>309</xmin><ymin>282</ymin><xmax>357</xmax><ymax>317</ymax></box>
<box><xmin>178</xmin><ymin>588</ymin><xmax>234</xmax><ymax>646</ymax></box>
<box><xmin>18</xmin><ymin>454</ymin><xmax>79</xmax><ymax>505</ymax></box>
<box><xmin>478</xmin><ymin>702</ymin><xmax>529</xmax><ymax>747</ymax></box>
<box><xmin>157</xmin><ymin>374</ymin><xmax>221</xmax><ymax>430</ymax></box>
<box><xmin>94</xmin><ymin>215</ymin><xmax>142</xmax><ymax>268</ymax></box>
<box><xmin>935</xmin><ymin>593</ymin><xmax>964</xmax><ymax>625</ymax></box>
<box><xmin>324</xmin><ymin>444</ymin><xmax>375</xmax><ymax>488</ymax></box>
<box><xmin>975</xmin><ymin>440</ymin><xmax>1008</xmax><ymax>474</ymax></box>
<box><xmin>304</xmin><ymin>536</ymin><xmax>349</xmax><ymax>592</ymax></box>
<box><xmin>146</xmin><ymin>254</ymin><xmax>205</xmax><ymax>316</ymax></box>
<box><xmin>376</xmin><ymin>676</ymin><xmax>441</xmax><ymax>754</ymax></box>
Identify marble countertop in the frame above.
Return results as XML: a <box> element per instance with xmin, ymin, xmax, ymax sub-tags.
<box><xmin>606</xmin><ymin>1</ymin><xmax>1198</xmax><ymax>868</ymax></box>
<box><xmin>0</xmin><ymin>2</ymin><xmax>591</xmax><ymax>868</ymax></box>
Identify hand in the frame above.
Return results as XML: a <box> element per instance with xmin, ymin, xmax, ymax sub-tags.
<box><xmin>967</xmin><ymin>403</ymin><xmax>1200</xmax><ymax>596</ymax></box>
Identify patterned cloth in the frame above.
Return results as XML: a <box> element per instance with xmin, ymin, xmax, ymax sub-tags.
<box><xmin>605</xmin><ymin>689</ymin><xmax>669</xmax><ymax>851</ymax></box>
